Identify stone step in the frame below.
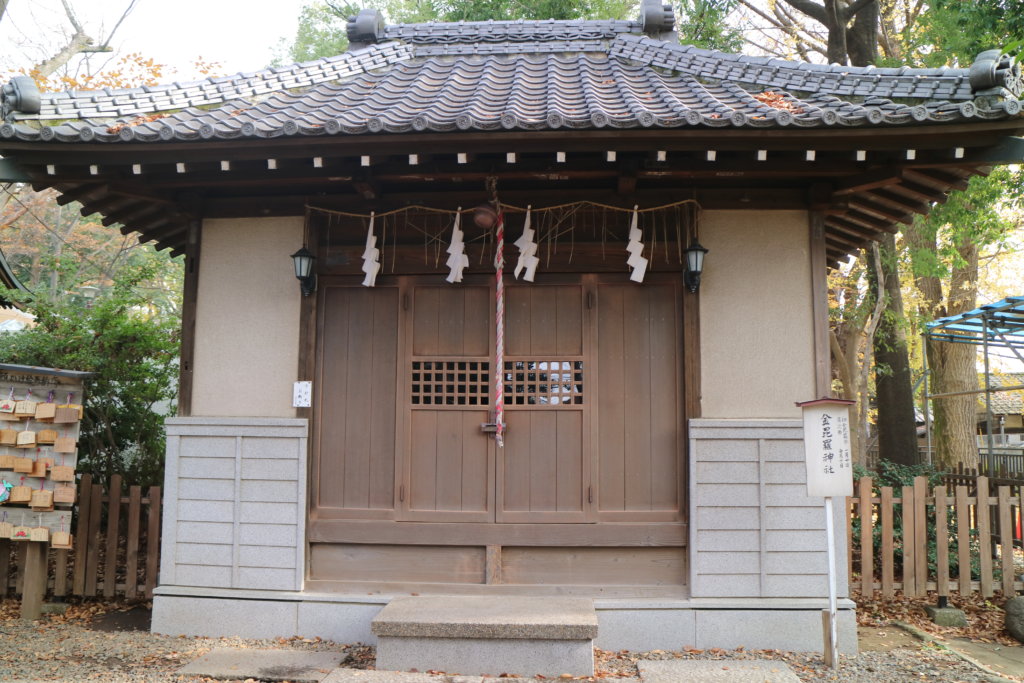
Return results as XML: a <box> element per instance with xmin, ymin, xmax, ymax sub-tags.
<box><xmin>371</xmin><ymin>596</ymin><xmax>598</xmax><ymax>677</ymax></box>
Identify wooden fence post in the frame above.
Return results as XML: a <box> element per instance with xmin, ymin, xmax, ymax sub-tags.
<box><xmin>881</xmin><ymin>486</ymin><xmax>894</xmax><ymax>598</ymax></box>
<box><xmin>978</xmin><ymin>476</ymin><xmax>993</xmax><ymax>598</ymax></box>
<box><xmin>914</xmin><ymin>476</ymin><xmax>928</xmax><ymax>595</ymax></box>
<box><xmin>999</xmin><ymin>486</ymin><xmax>1015</xmax><ymax>596</ymax></box>
<box><xmin>125</xmin><ymin>486</ymin><xmax>142</xmax><ymax>599</ymax></box>
<box><xmin>956</xmin><ymin>484</ymin><xmax>971</xmax><ymax>595</ymax></box>
<box><xmin>902</xmin><ymin>484</ymin><xmax>916</xmax><ymax>596</ymax></box>
<box><xmin>859</xmin><ymin>477</ymin><xmax>873</xmax><ymax>596</ymax></box>
<box><xmin>72</xmin><ymin>473</ymin><xmax>93</xmax><ymax>596</ymax></box>
<box><xmin>103</xmin><ymin>474</ymin><xmax>123</xmax><ymax>598</ymax></box>
<box><xmin>85</xmin><ymin>482</ymin><xmax>102</xmax><ymax>597</ymax></box>
<box><xmin>934</xmin><ymin>484</ymin><xmax>949</xmax><ymax>598</ymax></box>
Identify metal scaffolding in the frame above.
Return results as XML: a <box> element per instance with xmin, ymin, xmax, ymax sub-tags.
<box><xmin>923</xmin><ymin>296</ymin><xmax>1024</xmax><ymax>463</ymax></box>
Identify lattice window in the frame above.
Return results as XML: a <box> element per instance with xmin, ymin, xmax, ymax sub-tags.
<box><xmin>503</xmin><ymin>360</ymin><xmax>583</xmax><ymax>406</ymax></box>
<box><xmin>411</xmin><ymin>360</ymin><xmax>490</xmax><ymax>405</ymax></box>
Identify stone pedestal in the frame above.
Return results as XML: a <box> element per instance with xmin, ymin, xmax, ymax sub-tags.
<box><xmin>371</xmin><ymin>596</ymin><xmax>597</xmax><ymax>677</ymax></box>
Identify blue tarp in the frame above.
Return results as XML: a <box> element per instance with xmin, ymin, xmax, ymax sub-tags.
<box><xmin>925</xmin><ymin>296</ymin><xmax>1024</xmax><ymax>349</ymax></box>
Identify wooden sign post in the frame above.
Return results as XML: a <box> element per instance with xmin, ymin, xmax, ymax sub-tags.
<box><xmin>796</xmin><ymin>397</ymin><xmax>855</xmax><ymax>669</ymax></box>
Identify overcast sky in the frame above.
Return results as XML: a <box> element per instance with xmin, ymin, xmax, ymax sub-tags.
<box><xmin>0</xmin><ymin>0</ymin><xmax>306</xmax><ymax>81</ymax></box>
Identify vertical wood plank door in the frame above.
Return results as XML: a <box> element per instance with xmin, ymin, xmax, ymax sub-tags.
<box><xmin>401</xmin><ymin>284</ymin><xmax>494</xmax><ymax>522</ymax></box>
<box><xmin>596</xmin><ymin>277</ymin><xmax>684</xmax><ymax>522</ymax></box>
<box><xmin>313</xmin><ymin>282</ymin><xmax>400</xmax><ymax>520</ymax></box>
<box><xmin>313</xmin><ymin>274</ymin><xmax>685</xmax><ymax>534</ymax></box>
<box><xmin>498</xmin><ymin>282</ymin><xmax>589</xmax><ymax>523</ymax></box>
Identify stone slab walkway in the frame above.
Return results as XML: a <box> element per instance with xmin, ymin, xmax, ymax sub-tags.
<box><xmin>639</xmin><ymin>660</ymin><xmax>801</xmax><ymax>682</ymax></box>
<box><xmin>180</xmin><ymin>652</ymin><xmax>804</xmax><ymax>682</ymax></box>
<box><xmin>177</xmin><ymin>648</ymin><xmax>346</xmax><ymax>682</ymax></box>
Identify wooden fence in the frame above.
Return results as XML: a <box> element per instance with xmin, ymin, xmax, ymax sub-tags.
<box><xmin>849</xmin><ymin>474</ymin><xmax>1023</xmax><ymax>598</ymax></box>
<box><xmin>0</xmin><ymin>473</ymin><xmax>161</xmax><ymax>599</ymax></box>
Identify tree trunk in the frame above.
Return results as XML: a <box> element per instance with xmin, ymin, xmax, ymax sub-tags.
<box><xmin>831</xmin><ymin>326</ymin><xmax>864</xmax><ymax>464</ymax></box>
<box><xmin>928</xmin><ymin>334</ymin><xmax>979</xmax><ymax>469</ymax></box>
<box><xmin>907</xmin><ymin>223</ymin><xmax>980</xmax><ymax>470</ymax></box>
<box><xmin>846</xmin><ymin>0</ymin><xmax>878</xmax><ymax>66</ymax></box>
<box><xmin>868</xmin><ymin>233</ymin><xmax>919</xmax><ymax>466</ymax></box>
<box><xmin>823</xmin><ymin>0</ymin><xmax>847</xmax><ymax>64</ymax></box>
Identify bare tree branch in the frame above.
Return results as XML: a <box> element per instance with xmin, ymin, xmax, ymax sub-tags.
<box><xmin>34</xmin><ymin>32</ymin><xmax>94</xmax><ymax>79</ymax></box>
<box><xmin>779</xmin><ymin>0</ymin><xmax>828</xmax><ymax>25</ymax></box>
<box><xmin>738</xmin><ymin>0</ymin><xmax>788</xmax><ymax>29</ymax></box>
<box><xmin>60</xmin><ymin>0</ymin><xmax>84</xmax><ymax>33</ymax></box>
<box><xmin>98</xmin><ymin>0</ymin><xmax>140</xmax><ymax>50</ymax></box>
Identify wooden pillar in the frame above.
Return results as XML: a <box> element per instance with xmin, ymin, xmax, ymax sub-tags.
<box><xmin>20</xmin><ymin>543</ymin><xmax>47</xmax><ymax>621</ymax></box>
<box><xmin>809</xmin><ymin>208</ymin><xmax>830</xmax><ymax>397</ymax></box>
<box><xmin>296</xmin><ymin>213</ymin><xmax>318</xmax><ymax>416</ymax></box>
<box><xmin>177</xmin><ymin>218</ymin><xmax>202</xmax><ymax>416</ymax></box>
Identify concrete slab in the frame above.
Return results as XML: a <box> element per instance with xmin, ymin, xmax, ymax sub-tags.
<box><xmin>638</xmin><ymin>660</ymin><xmax>801</xmax><ymax>682</ymax></box>
<box><xmin>178</xmin><ymin>648</ymin><xmax>344</xmax><ymax>682</ymax></box>
<box><xmin>321</xmin><ymin>671</ymin><xmax>442</xmax><ymax>683</ymax></box>
<box><xmin>321</xmin><ymin>672</ymin><xmax>616</xmax><ymax>683</ymax></box>
<box><xmin>371</xmin><ymin>596</ymin><xmax>598</xmax><ymax>639</ymax></box>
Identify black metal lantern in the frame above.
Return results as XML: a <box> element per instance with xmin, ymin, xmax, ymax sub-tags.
<box><xmin>291</xmin><ymin>247</ymin><xmax>317</xmax><ymax>297</ymax></box>
<box><xmin>684</xmin><ymin>241</ymin><xmax>708</xmax><ymax>293</ymax></box>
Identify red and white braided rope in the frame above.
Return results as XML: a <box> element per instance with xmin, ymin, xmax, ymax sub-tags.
<box><xmin>493</xmin><ymin>209</ymin><xmax>505</xmax><ymax>448</ymax></box>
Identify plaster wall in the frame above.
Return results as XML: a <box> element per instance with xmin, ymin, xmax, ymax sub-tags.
<box><xmin>699</xmin><ymin>210</ymin><xmax>815</xmax><ymax>418</ymax></box>
<box><xmin>192</xmin><ymin>217</ymin><xmax>303</xmax><ymax>417</ymax></box>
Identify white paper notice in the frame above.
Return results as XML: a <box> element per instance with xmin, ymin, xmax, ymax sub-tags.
<box><xmin>802</xmin><ymin>403</ymin><xmax>854</xmax><ymax>498</ymax></box>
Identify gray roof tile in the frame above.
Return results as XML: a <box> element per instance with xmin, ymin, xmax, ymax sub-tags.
<box><xmin>2</xmin><ymin>17</ymin><xmax>1020</xmax><ymax>143</ymax></box>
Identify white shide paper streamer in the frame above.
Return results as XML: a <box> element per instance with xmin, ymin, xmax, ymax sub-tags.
<box><xmin>446</xmin><ymin>208</ymin><xmax>470</xmax><ymax>283</ymax></box>
<box><xmin>361</xmin><ymin>211</ymin><xmax>381</xmax><ymax>287</ymax></box>
<box><xmin>625</xmin><ymin>205</ymin><xmax>647</xmax><ymax>283</ymax></box>
<box><xmin>513</xmin><ymin>206</ymin><xmax>539</xmax><ymax>282</ymax></box>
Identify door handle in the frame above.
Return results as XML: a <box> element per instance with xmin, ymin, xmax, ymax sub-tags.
<box><xmin>480</xmin><ymin>422</ymin><xmax>505</xmax><ymax>435</ymax></box>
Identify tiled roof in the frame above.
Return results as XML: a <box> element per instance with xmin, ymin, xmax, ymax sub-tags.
<box><xmin>382</xmin><ymin>18</ymin><xmax>644</xmax><ymax>43</ymax></box>
<box><xmin>979</xmin><ymin>374</ymin><xmax>1024</xmax><ymax>415</ymax></box>
<box><xmin>1</xmin><ymin>10</ymin><xmax>1021</xmax><ymax>143</ymax></box>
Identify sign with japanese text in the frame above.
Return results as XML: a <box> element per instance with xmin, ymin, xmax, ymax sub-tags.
<box><xmin>797</xmin><ymin>398</ymin><xmax>855</xmax><ymax>498</ymax></box>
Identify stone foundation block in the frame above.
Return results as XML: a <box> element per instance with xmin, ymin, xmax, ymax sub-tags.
<box><xmin>376</xmin><ymin>635</ymin><xmax>594</xmax><ymax>677</ymax></box>
<box><xmin>372</xmin><ymin>596</ymin><xmax>597</xmax><ymax>677</ymax></box>
<box><xmin>924</xmin><ymin>605</ymin><xmax>968</xmax><ymax>627</ymax></box>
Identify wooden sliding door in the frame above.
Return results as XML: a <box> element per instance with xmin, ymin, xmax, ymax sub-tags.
<box><xmin>312</xmin><ymin>274</ymin><xmax>684</xmax><ymax>534</ymax></box>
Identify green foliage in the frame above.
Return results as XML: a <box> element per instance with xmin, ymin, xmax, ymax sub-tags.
<box><xmin>273</xmin><ymin>2</ymin><xmax>359</xmax><ymax>65</ymax></box>
<box><xmin>675</xmin><ymin>0</ymin><xmax>743</xmax><ymax>52</ymax></box>
<box><xmin>909</xmin><ymin>167</ymin><xmax>1023</xmax><ymax>281</ymax></box>
<box><xmin>855</xmin><ymin>460</ymin><xmax>944</xmax><ymax>490</ymax></box>
<box><xmin>0</xmin><ymin>265</ymin><xmax>180</xmax><ymax>487</ymax></box>
<box><xmin>916</xmin><ymin>0</ymin><xmax>1024</xmax><ymax>66</ymax></box>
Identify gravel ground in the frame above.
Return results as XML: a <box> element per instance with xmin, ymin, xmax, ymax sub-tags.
<box><xmin>0</xmin><ymin>601</ymin><xmax>1009</xmax><ymax>682</ymax></box>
